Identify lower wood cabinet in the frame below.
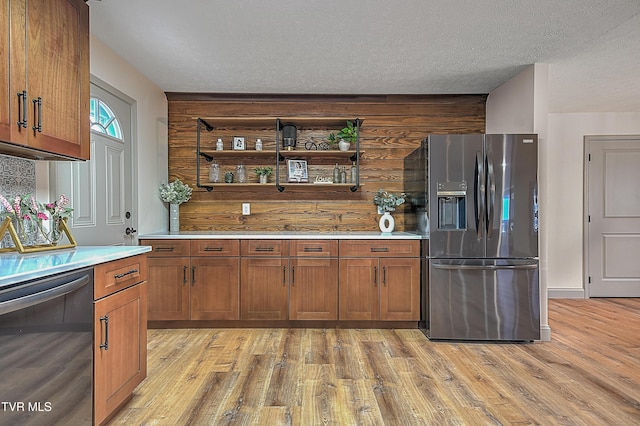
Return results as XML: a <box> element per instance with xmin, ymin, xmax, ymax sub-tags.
<box><xmin>141</xmin><ymin>239</ymin><xmax>240</xmax><ymax>321</ymax></box>
<box><xmin>240</xmin><ymin>256</ymin><xmax>289</xmax><ymax>320</ymax></box>
<box><xmin>141</xmin><ymin>238</ymin><xmax>419</xmax><ymax>326</ymax></box>
<box><xmin>93</xmin><ymin>254</ymin><xmax>148</xmax><ymax>426</ymax></box>
<box><xmin>289</xmin><ymin>257</ymin><xmax>338</xmax><ymax>321</ymax></box>
<box><xmin>339</xmin><ymin>240</ymin><xmax>420</xmax><ymax>321</ymax></box>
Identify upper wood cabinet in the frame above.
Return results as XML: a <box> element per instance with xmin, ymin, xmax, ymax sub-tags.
<box><xmin>1</xmin><ymin>0</ymin><xmax>89</xmax><ymax>160</ymax></box>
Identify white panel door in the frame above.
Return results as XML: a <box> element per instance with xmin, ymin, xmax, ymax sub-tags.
<box><xmin>51</xmin><ymin>81</ymin><xmax>134</xmax><ymax>246</ymax></box>
<box><xmin>586</xmin><ymin>136</ymin><xmax>640</xmax><ymax>297</ymax></box>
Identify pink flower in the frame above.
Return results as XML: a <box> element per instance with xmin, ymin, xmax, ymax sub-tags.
<box><xmin>37</xmin><ymin>212</ymin><xmax>48</xmax><ymax>220</ymax></box>
<box><xmin>0</xmin><ymin>194</ymin><xmax>14</xmax><ymax>213</ymax></box>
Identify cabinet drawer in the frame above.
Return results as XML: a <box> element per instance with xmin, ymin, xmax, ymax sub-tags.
<box><xmin>241</xmin><ymin>240</ymin><xmax>289</xmax><ymax>256</ymax></box>
<box><xmin>191</xmin><ymin>239</ymin><xmax>239</xmax><ymax>256</ymax></box>
<box><xmin>290</xmin><ymin>240</ymin><xmax>338</xmax><ymax>257</ymax></box>
<box><xmin>140</xmin><ymin>239</ymin><xmax>190</xmax><ymax>257</ymax></box>
<box><xmin>94</xmin><ymin>254</ymin><xmax>148</xmax><ymax>300</ymax></box>
<box><xmin>339</xmin><ymin>240</ymin><xmax>420</xmax><ymax>257</ymax></box>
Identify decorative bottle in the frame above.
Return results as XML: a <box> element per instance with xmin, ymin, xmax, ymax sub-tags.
<box><xmin>236</xmin><ymin>163</ymin><xmax>246</xmax><ymax>183</ymax></box>
<box><xmin>340</xmin><ymin>167</ymin><xmax>347</xmax><ymax>183</ymax></box>
<box><xmin>209</xmin><ymin>161</ymin><xmax>220</xmax><ymax>183</ymax></box>
<box><xmin>350</xmin><ymin>161</ymin><xmax>357</xmax><ymax>183</ymax></box>
<box><xmin>255</xmin><ymin>138</ymin><xmax>263</xmax><ymax>151</ymax></box>
<box><xmin>216</xmin><ymin>138</ymin><xmax>224</xmax><ymax>151</ymax></box>
<box><xmin>333</xmin><ymin>163</ymin><xmax>340</xmax><ymax>183</ymax></box>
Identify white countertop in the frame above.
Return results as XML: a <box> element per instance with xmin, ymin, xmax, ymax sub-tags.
<box><xmin>139</xmin><ymin>231</ymin><xmax>425</xmax><ymax>240</ymax></box>
<box><xmin>0</xmin><ymin>246</ymin><xmax>151</xmax><ymax>288</ymax></box>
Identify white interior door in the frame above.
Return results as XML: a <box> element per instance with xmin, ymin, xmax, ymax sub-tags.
<box><xmin>50</xmin><ymin>80</ymin><xmax>135</xmax><ymax>246</ymax></box>
<box><xmin>586</xmin><ymin>135</ymin><xmax>640</xmax><ymax>297</ymax></box>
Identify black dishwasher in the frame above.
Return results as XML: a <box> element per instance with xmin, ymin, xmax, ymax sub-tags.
<box><xmin>0</xmin><ymin>268</ymin><xmax>93</xmax><ymax>426</ymax></box>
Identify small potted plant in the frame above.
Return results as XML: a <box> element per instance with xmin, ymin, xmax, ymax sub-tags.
<box><xmin>373</xmin><ymin>189</ymin><xmax>406</xmax><ymax>233</ymax></box>
<box><xmin>254</xmin><ymin>166</ymin><xmax>273</xmax><ymax>184</ymax></box>
<box><xmin>328</xmin><ymin>120</ymin><xmax>358</xmax><ymax>151</ymax></box>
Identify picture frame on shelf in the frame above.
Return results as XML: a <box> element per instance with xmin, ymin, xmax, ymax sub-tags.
<box><xmin>233</xmin><ymin>137</ymin><xmax>246</xmax><ymax>150</ymax></box>
<box><xmin>287</xmin><ymin>159</ymin><xmax>308</xmax><ymax>183</ymax></box>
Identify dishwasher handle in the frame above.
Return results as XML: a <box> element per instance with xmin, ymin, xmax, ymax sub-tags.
<box><xmin>0</xmin><ymin>273</ymin><xmax>91</xmax><ymax>315</ymax></box>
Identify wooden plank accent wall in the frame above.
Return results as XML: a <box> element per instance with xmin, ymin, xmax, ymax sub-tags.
<box><xmin>167</xmin><ymin>94</ymin><xmax>486</xmax><ymax>232</ymax></box>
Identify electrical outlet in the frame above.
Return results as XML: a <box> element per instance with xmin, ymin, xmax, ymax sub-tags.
<box><xmin>242</xmin><ymin>203</ymin><xmax>250</xmax><ymax>215</ymax></box>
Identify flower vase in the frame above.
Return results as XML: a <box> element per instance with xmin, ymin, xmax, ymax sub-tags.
<box><xmin>379</xmin><ymin>212</ymin><xmax>395</xmax><ymax>233</ymax></box>
<box><xmin>259</xmin><ymin>174</ymin><xmax>268</xmax><ymax>184</ymax></box>
<box><xmin>169</xmin><ymin>203</ymin><xmax>180</xmax><ymax>233</ymax></box>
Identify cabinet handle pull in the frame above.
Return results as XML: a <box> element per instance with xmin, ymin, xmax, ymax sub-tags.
<box><xmin>183</xmin><ymin>265</ymin><xmax>188</xmax><ymax>284</ymax></box>
<box><xmin>32</xmin><ymin>97</ymin><xmax>42</xmax><ymax>132</ymax></box>
<box><xmin>370</xmin><ymin>247</ymin><xmax>389</xmax><ymax>252</ymax></box>
<box><xmin>17</xmin><ymin>91</ymin><xmax>27</xmax><ymax>128</ymax></box>
<box><xmin>255</xmin><ymin>247</ymin><xmax>275</xmax><ymax>252</ymax></box>
<box><xmin>192</xmin><ymin>266</ymin><xmax>196</xmax><ymax>285</ymax></box>
<box><xmin>303</xmin><ymin>247</ymin><xmax>323</xmax><ymax>252</ymax></box>
<box><xmin>374</xmin><ymin>266</ymin><xmax>378</xmax><ymax>286</ymax></box>
<box><xmin>291</xmin><ymin>266</ymin><xmax>295</xmax><ymax>286</ymax></box>
<box><xmin>283</xmin><ymin>266</ymin><xmax>286</xmax><ymax>286</ymax></box>
<box><xmin>383</xmin><ymin>266</ymin><xmax>387</xmax><ymax>286</ymax></box>
<box><xmin>204</xmin><ymin>247</ymin><xmax>223</xmax><ymax>251</ymax></box>
<box><xmin>155</xmin><ymin>246</ymin><xmax>175</xmax><ymax>252</ymax></box>
<box><xmin>114</xmin><ymin>269</ymin><xmax>138</xmax><ymax>279</ymax></box>
<box><xmin>99</xmin><ymin>315</ymin><xmax>109</xmax><ymax>351</ymax></box>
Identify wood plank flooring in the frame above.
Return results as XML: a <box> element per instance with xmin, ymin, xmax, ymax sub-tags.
<box><xmin>108</xmin><ymin>299</ymin><xmax>640</xmax><ymax>425</ymax></box>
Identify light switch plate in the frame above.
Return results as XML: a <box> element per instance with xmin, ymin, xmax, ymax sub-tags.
<box><xmin>242</xmin><ymin>203</ymin><xmax>250</xmax><ymax>215</ymax></box>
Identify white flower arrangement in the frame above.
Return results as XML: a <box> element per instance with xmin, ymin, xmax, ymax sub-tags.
<box><xmin>159</xmin><ymin>179</ymin><xmax>192</xmax><ymax>205</ymax></box>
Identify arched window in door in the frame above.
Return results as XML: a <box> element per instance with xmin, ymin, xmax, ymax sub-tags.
<box><xmin>89</xmin><ymin>97</ymin><xmax>123</xmax><ymax>140</ymax></box>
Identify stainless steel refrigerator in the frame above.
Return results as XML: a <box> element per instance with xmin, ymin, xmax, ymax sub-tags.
<box><xmin>406</xmin><ymin>134</ymin><xmax>540</xmax><ymax>341</ymax></box>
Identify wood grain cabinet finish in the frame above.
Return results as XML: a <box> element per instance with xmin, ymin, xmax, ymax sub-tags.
<box><xmin>142</xmin><ymin>239</ymin><xmax>241</xmax><ymax>321</ymax></box>
<box><xmin>191</xmin><ymin>240</ymin><xmax>240</xmax><ymax>320</ymax></box>
<box><xmin>141</xmin><ymin>239</ymin><xmax>190</xmax><ymax>321</ymax></box>
<box><xmin>240</xmin><ymin>256</ymin><xmax>289</xmax><ymax>320</ymax></box>
<box><xmin>1</xmin><ymin>0</ymin><xmax>89</xmax><ymax>160</ymax></box>
<box><xmin>289</xmin><ymin>240</ymin><xmax>339</xmax><ymax>320</ymax></box>
<box><xmin>93</xmin><ymin>254</ymin><xmax>148</xmax><ymax>426</ymax></box>
<box><xmin>339</xmin><ymin>240</ymin><xmax>420</xmax><ymax>321</ymax></box>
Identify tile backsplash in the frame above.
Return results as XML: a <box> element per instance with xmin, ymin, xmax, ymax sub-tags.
<box><xmin>0</xmin><ymin>154</ymin><xmax>37</xmax><ymax>248</ymax></box>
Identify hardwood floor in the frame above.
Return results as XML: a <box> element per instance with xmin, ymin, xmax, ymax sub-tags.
<box><xmin>108</xmin><ymin>299</ymin><xmax>640</xmax><ymax>425</ymax></box>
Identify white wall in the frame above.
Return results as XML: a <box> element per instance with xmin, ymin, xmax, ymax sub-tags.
<box><xmin>486</xmin><ymin>64</ymin><xmax>551</xmax><ymax>341</ymax></box>
<box><xmin>90</xmin><ymin>35</ymin><xmax>169</xmax><ymax>234</ymax></box>
<box><xmin>547</xmin><ymin>112</ymin><xmax>640</xmax><ymax>297</ymax></box>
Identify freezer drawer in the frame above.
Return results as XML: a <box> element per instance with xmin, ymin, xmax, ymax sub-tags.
<box><xmin>428</xmin><ymin>259</ymin><xmax>540</xmax><ymax>341</ymax></box>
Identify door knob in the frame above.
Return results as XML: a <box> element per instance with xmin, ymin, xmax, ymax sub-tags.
<box><xmin>125</xmin><ymin>227</ymin><xmax>137</xmax><ymax>235</ymax></box>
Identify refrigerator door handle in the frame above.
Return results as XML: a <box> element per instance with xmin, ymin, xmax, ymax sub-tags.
<box><xmin>431</xmin><ymin>263</ymin><xmax>538</xmax><ymax>271</ymax></box>
<box><xmin>486</xmin><ymin>153</ymin><xmax>495</xmax><ymax>238</ymax></box>
<box><xmin>474</xmin><ymin>151</ymin><xmax>484</xmax><ymax>239</ymax></box>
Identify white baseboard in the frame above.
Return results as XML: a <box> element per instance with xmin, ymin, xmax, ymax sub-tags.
<box><xmin>539</xmin><ymin>325</ymin><xmax>551</xmax><ymax>342</ymax></box>
<box><xmin>548</xmin><ymin>288</ymin><xmax>585</xmax><ymax>299</ymax></box>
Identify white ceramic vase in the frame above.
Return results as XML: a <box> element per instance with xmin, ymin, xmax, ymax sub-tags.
<box><xmin>379</xmin><ymin>212</ymin><xmax>395</xmax><ymax>233</ymax></box>
<box><xmin>259</xmin><ymin>174</ymin><xmax>268</xmax><ymax>184</ymax></box>
<box><xmin>169</xmin><ymin>203</ymin><xmax>180</xmax><ymax>233</ymax></box>
<box><xmin>338</xmin><ymin>139</ymin><xmax>351</xmax><ymax>151</ymax></box>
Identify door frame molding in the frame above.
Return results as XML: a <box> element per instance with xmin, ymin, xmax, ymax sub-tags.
<box><xmin>583</xmin><ymin>134</ymin><xmax>640</xmax><ymax>299</ymax></box>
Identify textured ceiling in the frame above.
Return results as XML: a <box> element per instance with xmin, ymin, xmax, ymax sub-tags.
<box><xmin>88</xmin><ymin>0</ymin><xmax>640</xmax><ymax>113</ymax></box>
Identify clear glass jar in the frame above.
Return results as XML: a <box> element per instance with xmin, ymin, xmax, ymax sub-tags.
<box><xmin>255</xmin><ymin>138</ymin><xmax>263</xmax><ymax>151</ymax></box>
<box><xmin>209</xmin><ymin>162</ymin><xmax>220</xmax><ymax>182</ymax></box>
<box><xmin>216</xmin><ymin>138</ymin><xmax>224</xmax><ymax>151</ymax></box>
<box><xmin>236</xmin><ymin>163</ymin><xmax>246</xmax><ymax>183</ymax></box>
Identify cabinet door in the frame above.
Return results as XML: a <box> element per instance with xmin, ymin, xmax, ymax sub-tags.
<box><xmin>338</xmin><ymin>258</ymin><xmax>379</xmax><ymax>320</ymax></box>
<box><xmin>0</xmin><ymin>1</ymin><xmax>10</xmax><ymax>143</ymax></box>
<box><xmin>9</xmin><ymin>0</ymin><xmax>89</xmax><ymax>158</ymax></box>
<box><xmin>379</xmin><ymin>258</ymin><xmax>421</xmax><ymax>321</ymax></box>
<box><xmin>191</xmin><ymin>257</ymin><xmax>240</xmax><ymax>320</ymax></box>
<box><xmin>147</xmin><ymin>257</ymin><xmax>190</xmax><ymax>321</ymax></box>
<box><xmin>240</xmin><ymin>257</ymin><xmax>289</xmax><ymax>320</ymax></box>
<box><xmin>94</xmin><ymin>282</ymin><xmax>147</xmax><ymax>426</ymax></box>
<box><xmin>290</xmin><ymin>258</ymin><xmax>338</xmax><ymax>320</ymax></box>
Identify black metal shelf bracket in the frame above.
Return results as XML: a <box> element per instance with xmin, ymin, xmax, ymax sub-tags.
<box><xmin>196</xmin><ymin>118</ymin><xmax>215</xmax><ymax>191</ymax></box>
